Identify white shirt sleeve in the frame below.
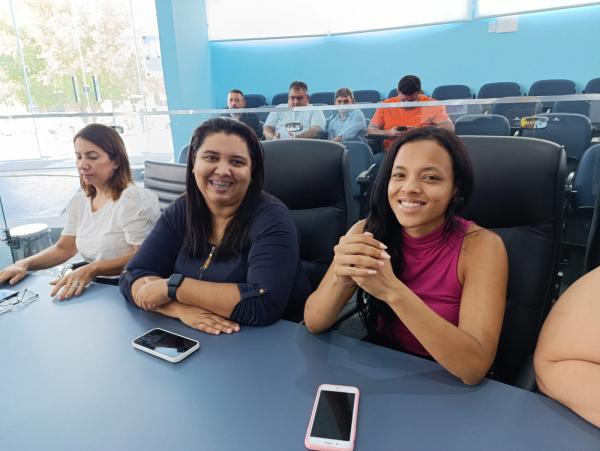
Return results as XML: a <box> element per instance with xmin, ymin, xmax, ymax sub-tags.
<box><xmin>61</xmin><ymin>191</ymin><xmax>85</xmax><ymax>236</ymax></box>
<box><xmin>115</xmin><ymin>186</ymin><xmax>161</xmax><ymax>245</ymax></box>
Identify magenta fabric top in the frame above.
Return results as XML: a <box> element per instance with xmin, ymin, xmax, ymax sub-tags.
<box><xmin>378</xmin><ymin>216</ymin><xmax>474</xmax><ymax>357</ymax></box>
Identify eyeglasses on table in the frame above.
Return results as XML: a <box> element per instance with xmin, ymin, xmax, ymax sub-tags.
<box><xmin>0</xmin><ymin>288</ymin><xmax>39</xmax><ymax>314</ymax></box>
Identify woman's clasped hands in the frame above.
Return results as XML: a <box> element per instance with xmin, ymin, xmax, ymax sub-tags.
<box><xmin>333</xmin><ymin>230</ymin><xmax>400</xmax><ymax>301</ymax></box>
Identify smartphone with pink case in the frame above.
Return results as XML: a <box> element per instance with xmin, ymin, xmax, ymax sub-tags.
<box><xmin>304</xmin><ymin>384</ymin><xmax>360</xmax><ymax>451</ymax></box>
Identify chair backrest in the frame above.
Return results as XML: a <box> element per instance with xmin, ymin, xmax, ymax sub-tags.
<box><xmin>573</xmin><ymin>144</ymin><xmax>600</xmax><ymax>208</ymax></box>
<box><xmin>477</xmin><ymin>82</ymin><xmax>522</xmax><ymax>99</ymax></box>
<box><xmin>262</xmin><ymin>139</ymin><xmax>356</xmax><ymax>297</ymax></box>
<box><xmin>455</xmin><ymin>114</ymin><xmax>511</xmax><ymax>136</ymax></box>
<box><xmin>271</xmin><ymin>92</ymin><xmax>288</xmax><ymax>105</ymax></box>
<box><xmin>310</xmin><ymin>92</ymin><xmax>335</xmax><ymax>105</ymax></box>
<box><xmin>553</xmin><ymin>100</ymin><xmax>591</xmax><ymax>117</ymax></box>
<box><xmin>460</xmin><ymin>135</ymin><xmax>566</xmax><ymax>386</ymax></box>
<box><xmin>584</xmin><ymin>78</ymin><xmax>600</xmax><ymax>94</ymax></box>
<box><xmin>520</xmin><ymin>113</ymin><xmax>592</xmax><ymax>164</ymax></box>
<box><xmin>491</xmin><ymin>101</ymin><xmax>542</xmax><ymax>127</ymax></box>
<box><xmin>341</xmin><ymin>141</ymin><xmax>374</xmax><ymax>202</ymax></box>
<box><xmin>143</xmin><ymin>161</ymin><xmax>186</xmax><ymax>211</ymax></box>
<box><xmin>243</xmin><ymin>94</ymin><xmax>267</xmax><ymax>108</ymax></box>
<box><xmin>431</xmin><ymin>84</ymin><xmax>471</xmax><ymax>100</ymax></box>
<box><xmin>388</xmin><ymin>88</ymin><xmax>398</xmax><ymax>99</ymax></box>
<box><xmin>178</xmin><ymin>144</ymin><xmax>190</xmax><ymax>164</ymax></box>
<box><xmin>528</xmin><ymin>79</ymin><xmax>577</xmax><ymax>96</ymax></box>
<box><xmin>354</xmin><ymin>90</ymin><xmax>381</xmax><ymax>103</ymax></box>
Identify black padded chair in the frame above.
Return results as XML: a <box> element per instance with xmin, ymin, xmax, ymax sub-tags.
<box><xmin>460</xmin><ymin>136</ymin><xmax>566</xmax><ymax>387</ymax></box>
<box><xmin>455</xmin><ymin>114</ymin><xmax>510</xmax><ymax>136</ymax></box>
<box><xmin>477</xmin><ymin>82</ymin><xmax>522</xmax><ymax>99</ymax></box>
<box><xmin>584</xmin><ymin>78</ymin><xmax>600</xmax><ymax>94</ymax></box>
<box><xmin>519</xmin><ymin>113</ymin><xmax>592</xmax><ymax>172</ymax></box>
<box><xmin>143</xmin><ymin>161</ymin><xmax>186</xmax><ymax>211</ymax></box>
<box><xmin>562</xmin><ymin>144</ymin><xmax>600</xmax><ymax>285</ymax></box>
<box><xmin>310</xmin><ymin>92</ymin><xmax>335</xmax><ymax>105</ymax></box>
<box><xmin>262</xmin><ymin>139</ymin><xmax>357</xmax><ymax>321</ymax></box>
<box><xmin>387</xmin><ymin>88</ymin><xmax>398</xmax><ymax>99</ymax></box>
<box><xmin>432</xmin><ymin>85</ymin><xmax>472</xmax><ymax>100</ymax></box>
<box><xmin>271</xmin><ymin>92</ymin><xmax>288</xmax><ymax>106</ymax></box>
<box><xmin>354</xmin><ymin>90</ymin><xmax>381</xmax><ymax>104</ymax></box>
<box><xmin>244</xmin><ymin>94</ymin><xmax>268</xmax><ymax>108</ymax></box>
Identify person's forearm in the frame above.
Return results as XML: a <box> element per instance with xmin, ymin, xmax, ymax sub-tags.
<box><xmin>88</xmin><ymin>248</ymin><xmax>138</xmax><ymax>277</ymax></box>
<box><xmin>304</xmin><ymin>271</ymin><xmax>356</xmax><ymax>334</ymax></box>
<box><xmin>367</xmin><ymin>126</ymin><xmax>389</xmax><ymax>136</ymax></box>
<box><xmin>176</xmin><ymin>278</ymin><xmax>241</xmax><ymax>318</ymax></box>
<box><xmin>17</xmin><ymin>244</ymin><xmax>76</xmax><ymax>271</ymax></box>
<box><xmin>387</xmin><ymin>285</ymin><xmax>494</xmax><ymax>385</ymax></box>
<box><xmin>263</xmin><ymin>126</ymin><xmax>277</xmax><ymax>140</ymax></box>
<box><xmin>298</xmin><ymin>126</ymin><xmax>322</xmax><ymax>139</ymax></box>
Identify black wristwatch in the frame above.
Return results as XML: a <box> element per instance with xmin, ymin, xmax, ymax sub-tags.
<box><xmin>167</xmin><ymin>274</ymin><xmax>184</xmax><ymax>300</ymax></box>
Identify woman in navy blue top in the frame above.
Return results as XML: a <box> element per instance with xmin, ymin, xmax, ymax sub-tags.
<box><xmin>120</xmin><ymin>118</ymin><xmax>310</xmax><ymax>334</ymax></box>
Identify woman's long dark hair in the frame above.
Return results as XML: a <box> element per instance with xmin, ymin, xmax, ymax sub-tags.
<box><xmin>184</xmin><ymin>117</ymin><xmax>265</xmax><ymax>260</ymax></box>
<box><xmin>358</xmin><ymin>126</ymin><xmax>474</xmax><ymax>340</ymax></box>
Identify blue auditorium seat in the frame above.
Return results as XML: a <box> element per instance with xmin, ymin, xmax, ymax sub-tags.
<box><xmin>243</xmin><ymin>94</ymin><xmax>267</xmax><ymax>108</ymax></box>
<box><xmin>271</xmin><ymin>92</ymin><xmax>288</xmax><ymax>105</ymax></box>
<box><xmin>354</xmin><ymin>90</ymin><xmax>381</xmax><ymax>103</ymax></box>
<box><xmin>529</xmin><ymin>79</ymin><xmax>577</xmax><ymax>111</ymax></box>
<box><xmin>519</xmin><ymin>113</ymin><xmax>592</xmax><ymax>171</ymax></box>
<box><xmin>584</xmin><ymin>78</ymin><xmax>600</xmax><ymax>93</ymax></box>
<box><xmin>529</xmin><ymin>79</ymin><xmax>577</xmax><ymax>96</ymax></box>
<box><xmin>553</xmin><ymin>100</ymin><xmax>590</xmax><ymax>117</ymax></box>
<box><xmin>455</xmin><ymin>114</ymin><xmax>510</xmax><ymax>136</ymax></box>
<box><xmin>477</xmin><ymin>82</ymin><xmax>522</xmax><ymax>98</ymax></box>
<box><xmin>387</xmin><ymin>88</ymin><xmax>397</xmax><ymax>99</ymax></box>
<box><xmin>561</xmin><ymin>144</ymin><xmax>600</xmax><ymax>285</ymax></box>
<box><xmin>310</xmin><ymin>92</ymin><xmax>335</xmax><ymax>105</ymax></box>
<box><xmin>432</xmin><ymin>84</ymin><xmax>472</xmax><ymax>100</ymax></box>
<box><xmin>341</xmin><ymin>140</ymin><xmax>374</xmax><ymax>217</ymax></box>
<box><xmin>492</xmin><ymin>101</ymin><xmax>542</xmax><ymax>129</ymax></box>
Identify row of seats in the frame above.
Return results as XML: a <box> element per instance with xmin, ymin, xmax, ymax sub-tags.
<box><xmin>241</xmin><ymin>78</ymin><xmax>600</xmax><ymax>108</ymax></box>
<box><xmin>144</xmin><ymin>135</ymin><xmax>567</xmax><ymax>389</ymax></box>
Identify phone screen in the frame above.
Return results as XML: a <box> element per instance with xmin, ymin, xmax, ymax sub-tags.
<box><xmin>310</xmin><ymin>390</ymin><xmax>355</xmax><ymax>441</ymax></box>
<box><xmin>133</xmin><ymin>329</ymin><xmax>197</xmax><ymax>359</ymax></box>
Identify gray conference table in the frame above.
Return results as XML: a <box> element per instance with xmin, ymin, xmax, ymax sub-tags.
<box><xmin>2</xmin><ymin>274</ymin><xmax>600</xmax><ymax>451</ymax></box>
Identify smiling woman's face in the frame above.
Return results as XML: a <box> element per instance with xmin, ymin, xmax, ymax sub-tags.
<box><xmin>193</xmin><ymin>132</ymin><xmax>252</xmax><ymax>214</ymax></box>
<box><xmin>387</xmin><ymin>139</ymin><xmax>455</xmax><ymax>237</ymax></box>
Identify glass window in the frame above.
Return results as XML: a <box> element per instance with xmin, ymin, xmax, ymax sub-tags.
<box><xmin>206</xmin><ymin>0</ymin><xmax>471</xmax><ymax>41</ymax></box>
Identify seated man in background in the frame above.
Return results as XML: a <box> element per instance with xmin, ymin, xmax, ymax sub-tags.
<box><xmin>534</xmin><ymin>267</ymin><xmax>600</xmax><ymax>428</ymax></box>
<box><xmin>263</xmin><ymin>81</ymin><xmax>326</xmax><ymax>140</ymax></box>
<box><xmin>368</xmin><ymin>75</ymin><xmax>454</xmax><ymax>151</ymax></box>
<box><xmin>225</xmin><ymin>89</ymin><xmax>263</xmax><ymax>138</ymax></box>
<box><xmin>327</xmin><ymin>88</ymin><xmax>367</xmax><ymax>143</ymax></box>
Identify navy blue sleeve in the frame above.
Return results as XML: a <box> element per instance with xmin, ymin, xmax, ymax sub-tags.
<box><xmin>229</xmin><ymin>201</ymin><xmax>300</xmax><ymax>326</ymax></box>
<box><xmin>119</xmin><ymin>198</ymin><xmax>186</xmax><ymax>304</ymax></box>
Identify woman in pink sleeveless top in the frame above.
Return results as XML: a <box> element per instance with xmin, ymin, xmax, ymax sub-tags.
<box><xmin>304</xmin><ymin>127</ymin><xmax>508</xmax><ymax>385</ymax></box>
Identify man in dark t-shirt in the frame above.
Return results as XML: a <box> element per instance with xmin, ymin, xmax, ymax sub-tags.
<box><xmin>224</xmin><ymin>89</ymin><xmax>262</xmax><ymax>138</ymax></box>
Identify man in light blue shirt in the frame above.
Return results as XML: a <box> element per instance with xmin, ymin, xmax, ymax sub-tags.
<box><xmin>327</xmin><ymin>88</ymin><xmax>367</xmax><ymax>143</ymax></box>
<box><xmin>263</xmin><ymin>81</ymin><xmax>326</xmax><ymax>140</ymax></box>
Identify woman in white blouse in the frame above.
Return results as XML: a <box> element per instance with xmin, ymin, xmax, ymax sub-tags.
<box><xmin>0</xmin><ymin>124</ymin><xmax>160</xmax><ymax>300</ymax></box>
